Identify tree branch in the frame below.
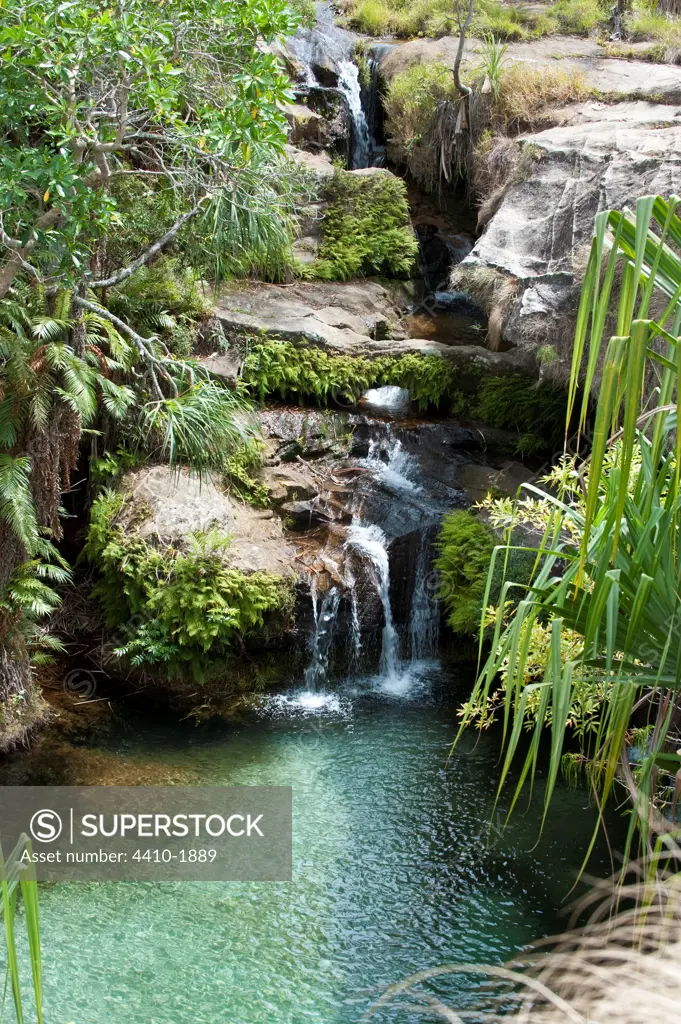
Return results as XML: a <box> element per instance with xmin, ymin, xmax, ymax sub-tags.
<box><xmin>0</xmin><ymin>207</ymin><xmax>64</xmax><ymax>299</ymax></box>
<box><xmin>88</xmin><ymin>202</ymin><xmax>205</xmax><ymax>289</ymax></box>
<box><xmin>72</xmin><ymin>295</ymin><xmax>177</xmax><ymax>400</ymax></box>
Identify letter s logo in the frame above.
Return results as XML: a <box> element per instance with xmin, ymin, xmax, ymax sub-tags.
<box><xmin>29</xmin><ymin>809</ymin><xmax>63</xmax><ymax>843</ymax></box>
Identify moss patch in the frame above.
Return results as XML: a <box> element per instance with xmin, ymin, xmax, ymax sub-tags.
<box><xmin>239</xmin><ymin>340</ymin><xmax>567</xmax><ymax>453</ymax></box>
<box><xmin>311</xmin><ymin>168</ymin><xmax>419</xmax><ymax>280</ymax></box>
<box><xmin>435</xmin><ymin>510</ymin><xmax>496</xmax><ymax>636</ymax></box>
<box><xmin>85</xmin><ymin>492</ymin><xmax>293</xmax><ymax>682</ymax></box>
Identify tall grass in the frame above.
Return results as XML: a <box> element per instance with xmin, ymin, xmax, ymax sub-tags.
<box><xmin>0</xmin><ymin>836</ymin><xmax>43</xmax><ymax>1024</ymax></box>
<box><xmin>457</xmin><ymin>195</ymin><xmax>681</xmax><ymax>867</ymax></box>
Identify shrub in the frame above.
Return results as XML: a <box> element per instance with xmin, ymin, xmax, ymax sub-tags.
<box><xmin>626</xmin><ymin>6</ymin><xmax>681</xmax><ymax>60</ymax></box>
<box><xmin>346</xmin><ymin>0</ymin><xmax>609</xmax><ymax>38</ymax></box>
<box><xmin>288</xmin><ymin>0</ymin><xmax>316</xmax><ymax>26</ymax></box>
<box><xmin>473</xmin><ymin>374</ymin><xmax>568</xmax><ymax>455</ymax></box>
<box><xmin>489</xmin><ymin>63</ymin><xmax>593</xmax><ymax>134</ymax></box>
<box><xmin>240</xmin><ymin>341</ymin><xmax>458</xmax><ymax>410</ymax></box>
<box><xmin>351</xmin><ymin>0</ymin><xmax>394</xmax><ymax>34</ymax></box>
<box><xmin>435</xmin><ymin>511</ymin><xmax>497</xmax><ymax>635</ymax></box>
<box><xmin>85</xmin><ymin>492</ymin><xmax>291</xmax><ymax>681</ymax></box>
<box><xmin>314</xmin><ymin>168</ymin><xmax>419</xmax><ymax>280</ymax></box>
<box><xmin>384</xmin><ymin>62</ymin><xmax>460</xmax><ymax>187</ymax></box>
<box><xmin>549</xmin><ymin>0</ymin><xmax>607</xmax><ymax>33</ymax></box>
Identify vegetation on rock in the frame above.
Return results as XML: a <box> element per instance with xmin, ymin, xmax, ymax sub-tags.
<box><xmin>240</xmin><ymin>340</ymin><xmax>568</xmax><ymax>452</ymax></box>
<box><xmin>85</xmin><ymin>492</ymin><xmax>292</xmax><ymax>681</ymax></box>
<box><xmin>385</xmin><ymin>59</ymin><xmax>591</xmax><ymax>187</ymax></box>
<box><xmin>312</xmin><ymin>168</ymin><xmax>419</xmax><ymax>280</ymax></box>
<box><xmin>0</xmin><ymin>0</ymin><xmax>303</xmax><ymax>721</ymax></box>
<box><xmin>346</xmin><ymin>0</ymin><xmax>626</xmax><ymax>40</ymax></box>
<box><xmin>435</xmin><ymin>511</ymin><xmax>497</xmax><ymax>635</ymax></box>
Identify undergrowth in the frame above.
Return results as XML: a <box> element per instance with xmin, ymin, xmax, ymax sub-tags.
<box><xmin>312</xmin><ymin>168</ymin><xmax>419</xmax><ymax>280</ymax></box>
<box><xmin>435</xmin><ymin>509</ymin><xmax>536</xmax><ymax>636</ymax></box>
<box><xmin>85</xmin><ymin>492</ymin><xmax>292</xmax><ymax>681</ymax></box>
<box><xmin>347</xmin><ymin>0</ymin><xmax>609</xmax><ymax>39</ymax></box>
<box><xmin>435</xmin><ymin>510</ymin><xmax>496</xmax><ymax>635</ymax></box>
<box><xmin>385</xmin><ymin>60</ymin><xmax>593</xmax><ymax>186</ymax></box>
<box><xmin>240</xmin><ymin>340</ymin><xmax>567</xmax><ymax>451</ymax></box>
<box><xmin>384</xmin><ymin>62</ymin><xmax>460</xmax><ymax>190</ymax></box>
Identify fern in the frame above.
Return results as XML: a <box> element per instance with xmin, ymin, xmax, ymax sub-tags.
<box><xmin>86</xmin><ymin>493</ymin><xmax>292</xmax><ymax>681</ymax></box>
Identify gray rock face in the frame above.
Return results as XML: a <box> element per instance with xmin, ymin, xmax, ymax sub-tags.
<box><xmin>379</xmin><ymin>35</ymin><xmax>681</xmax><ymax>100</ymax></box>
<box><xmin>458</xmin><ymin>101</ymin><xmax>681</xmax><ymax>359</ymax></box>
<box><xmin>119</xmin><ymin>466</ymin><xmax>300</xmax><ymax>578</ymax></box>
<box><xmin>205</xmin><ymin>278</ymin><xmax>535</xmax><ymax>378</ymax></box>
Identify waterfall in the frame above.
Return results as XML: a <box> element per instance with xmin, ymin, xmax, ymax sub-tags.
<box><xmin>410</xmin><ymin>532</ymin><xmax>439</xmax><ymax>662</ymax></box>
<box><xmin>362</xmin><ymin>430</ymin><xmax>421</xmax><ymax>496</ymax></box>
<box><xmin>338</xmin><ymin>60</ymin><xmax>370</xmax><ymax>170</ymax></box>
<box><xmin>346</xmin><ymin>523</ymin><xmax>398</xmax><ymax>681</ymax></box>
<box><xmin>303</xmin><ymin>584</ymin><xmax>341</xmax><ymax>690</ymax></box>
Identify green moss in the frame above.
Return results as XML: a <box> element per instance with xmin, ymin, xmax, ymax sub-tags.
<box><xmin>312</xmin><ymin>168</ymin><xmax>419</xmax><ymax>281</ymax></box>
<box><xmin>240</xmin><ymin>340</ymin><xmax>459</xmax><ymax>411</ymax></box>
<box><xmin>85</xmin><ymin>491</ymin><xmax>292</xmax><ymax>682</ymax></box>
<box><xmin>436</xmin><ymin>509</ymin><xmax>537</xmax><ymax>636</ymax></box>
<box><xmin>225</xmin><ymin>438</ymin><xmax>271</xmax><ymax>507</ymax></box>
<box><xmin>473</xmin><ymin>375</ymin><xmax>568</xmax><ymax>455</ymax></box>
<box><xmin>240</xmin><ymin>341</ymin><xmax>567</xmax><ymax>452</ymax></box>
<box><xmin>435</xmin><ymin>511</ymin><xmax>497</xmax><ymax>635</ymax></box>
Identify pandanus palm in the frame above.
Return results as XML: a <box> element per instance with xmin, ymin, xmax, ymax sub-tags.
<box><xmin>459</xmin><ymin>196</ymin><xmax>681</xmax><ymax>861</ymax></box>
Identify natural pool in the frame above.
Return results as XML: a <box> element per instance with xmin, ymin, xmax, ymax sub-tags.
<box><xmin>5</xmin><ymin>663</ymin><xmax>621</xmax><ymax>1024</ymax></box>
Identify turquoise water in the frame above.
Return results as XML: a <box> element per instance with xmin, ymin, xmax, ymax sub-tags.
<box><xmin>9</xmin><ymin>665</ymin><xmax>619</xmax><ymax>1023</ymax></box>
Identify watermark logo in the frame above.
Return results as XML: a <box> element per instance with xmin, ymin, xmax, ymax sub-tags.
<box><xmin>29</xmin><ymin>809</ymin><xmax>63</xmax><ymax>843</ymax></box>
<box><xmin>1</xmin><ymin>786</ymin><xmax>292</xmax><ymax>882</ymax></box>
<box><xmin>63</xmin><ymin>669</ymin><xmax>97</xmax><ymax>700</ymax></box>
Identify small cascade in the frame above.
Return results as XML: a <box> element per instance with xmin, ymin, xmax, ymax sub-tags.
<box><xmin>362</xmin><ymin>430</ymin><xmax>421</xmax><ymax>496</ymax></box>
<box><xmin>346</xmin><ymin>523</ymin><xmax>398</xmax><ymax>680</ymax></box>
<box><xmin>410</xmin><ymin>532</ymin><xmax>440</xmax><ymax>661</ymax></box>
<box><xmin>344</xmin><ymin>564</ymin><xmax>363</xmax><ymax>673</ymax></box>
<box><xmin>338</xmin><ymin>60</ymin><xmax>371</xmax><ymax>169</ymax></box>
<box><xmin>303</xmin><ymin>584</ymin><xmax>341</xmax><ymax>690</ymax></box>
<box><xmin>362</xmin><ymin>58</ymin><xmax>385</xmax><ymax>167</ymax></box>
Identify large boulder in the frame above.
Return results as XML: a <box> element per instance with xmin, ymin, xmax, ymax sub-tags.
<box><xmin>119</xmin><ymin>466</ymin><xmax>301</xmax><ymax>578</ymax></box>
<box><xmin>456</xmin><ymin>101</ymin><xmax>681</xmax><ymax>363</ymax></box>
<box><xmin>202</xmin><ymin>278</ymin><xmax>536</xmax><ymax>379</ymax></box>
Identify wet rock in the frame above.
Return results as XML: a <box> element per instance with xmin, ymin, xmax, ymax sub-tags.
<box><xmin>311</xmin><ymin>59</ymin><xmax>339</xmax><ymax>88</ymax></box>
<box><xmin>281</xmin><ymin>500</ymin><xmax>330</xmax><ymax>530</ymax></box>
<box><xmin>258</xmin><ymin>465</ymin><xmax>319</xmax><ymax>505</ymax></box>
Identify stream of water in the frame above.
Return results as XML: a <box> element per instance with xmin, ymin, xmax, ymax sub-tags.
<box><xmin>8</xmin><ymin>666</ymin><xmax>620</xmax><ymax>1024</ymax></box>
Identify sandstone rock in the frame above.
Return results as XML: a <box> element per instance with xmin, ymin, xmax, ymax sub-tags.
<box><xmin>457</xmin><ymin>101</ymin><xmax>681</xmax><ymax>360</ymax></box>
<box><xmin>284</xmin><ymin>145</ymin><xmax>335</xmax><ymax>178</ymax></box>
<box><xmin>285</xmin><ymin>103</ymin><xmax>330</xmax><ymax>148</ymax></box>
<box><xmin>207</xmin><ymin>279</ymin><xmax>534</xmax><ymax>379</ymax></box>
<box><xmin>281</xmin><ymin>500</ymin><xmax>330</xmax><ymax>530</ymax></box>
<box><xmin>258</xmin><ymin>466</ymin><xmax>319</xmax><ymax>505</ymax></box>
<box><xmin>119</xmin><ymin>466</ymin><xmax>300</xmax><ymax>578</ymax></box>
